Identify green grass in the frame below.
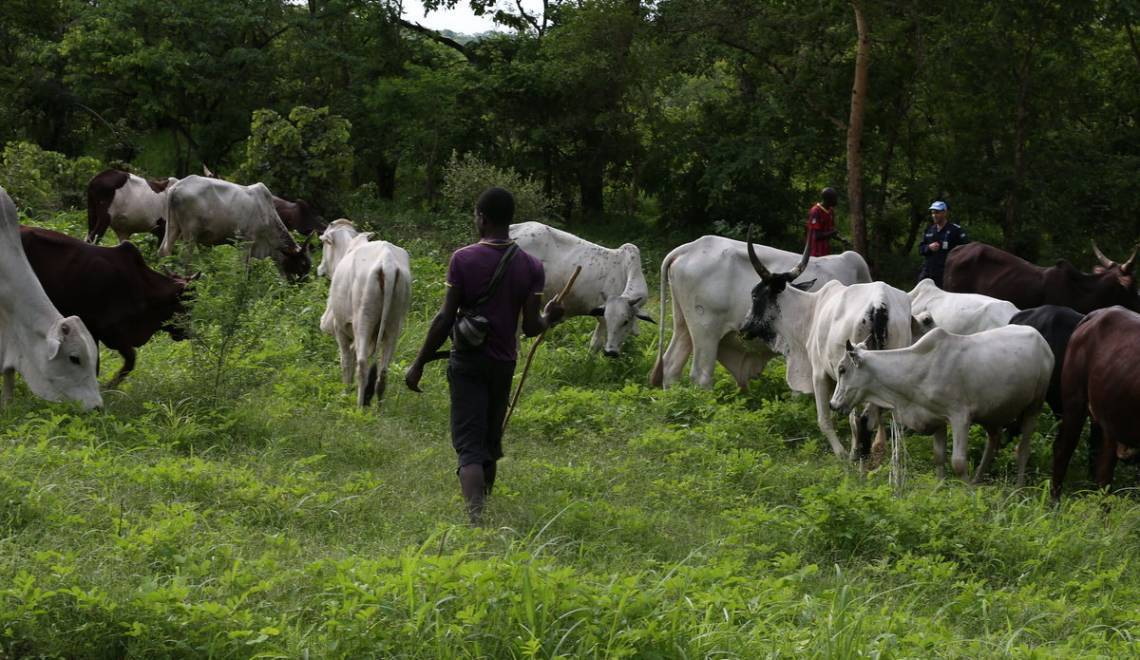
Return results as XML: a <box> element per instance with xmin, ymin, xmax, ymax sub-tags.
<box><xmin>3</xmin><ymin>207</ymin><xmax>1140</xmax><ymax>657</ymax></box>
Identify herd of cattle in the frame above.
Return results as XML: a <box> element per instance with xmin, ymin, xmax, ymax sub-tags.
<box><xmin>2</xmin><ymin>169</ymin><xmax>1139</xmax><ymax>503</ymax></box>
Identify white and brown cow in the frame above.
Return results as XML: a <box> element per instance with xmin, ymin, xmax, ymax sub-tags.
<box><xmin>86</xmin><ymin>169</ymin><xmax>178</xmax><ymax>244</ymax></box>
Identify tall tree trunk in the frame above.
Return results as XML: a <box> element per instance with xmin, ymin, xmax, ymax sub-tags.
<box><xmin>847</xmin><ymin>1</ymin><xmax>871</xmax><ymax>258</ymax></box>
<box><xmin>1003</xmin><ymin>55</ymin><xmax>1032</xmax><ymax>256</ymax></box>
<box><xmin>375</xmin><ymin>160</ymin><xmax>396</xmax><ymax>200</ymax></box>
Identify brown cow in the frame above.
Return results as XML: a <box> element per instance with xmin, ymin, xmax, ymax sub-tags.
<box><xmin>944</xmin><ymin>243</ymin><xmax>1139</xmax><ymax>314</ymax></box>
<box><xmin>21</xmin><ymin>226</ymin><xmax>192</xmax><ymax>388</ymax></box>
<box><xmin>273</xmin><ymin>196</ymin><xmax>326</xmax><ymax>235</ymax></box>
<box><xmin>1051</xmin><ymin>306</ymin><xmax>1140</xmax><ymax>500</ymax></box>
<box><xmin>86</xmin><ymin>169</ymin><xmax>178</xmax><ymax>244</ymax></box>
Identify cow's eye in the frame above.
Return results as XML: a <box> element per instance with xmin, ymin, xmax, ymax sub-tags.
<box><xmin>69</xmin><ymin>355</ymin><xmax>81</xmax><ymax>366</ymax></box>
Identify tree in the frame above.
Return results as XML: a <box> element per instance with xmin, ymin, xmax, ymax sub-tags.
<box><xmin>239</xmin><ymin>106</ymin><xmax>353</xmax><ymax>213</ymax></box>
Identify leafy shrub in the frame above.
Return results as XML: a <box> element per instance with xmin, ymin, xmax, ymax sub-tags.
<box><xmin>0</xmin><ymin>141</ymin><xmax>102</xmax><ymax>216</ymax></box>
<box><xmin>441</xmin><ymin>151</ymin><xmax>557</xmax><ymax>222</ymax></box>
<box><xmin>239</xmin><ymin>106</ymin><xmax>353</xmax><ymax>214</ymax></box>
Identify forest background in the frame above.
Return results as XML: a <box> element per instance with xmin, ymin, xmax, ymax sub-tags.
<box><xmin>4</xmin><ymin>0</ymin><xmax>1140</xmax><ymax>276</ymax></box>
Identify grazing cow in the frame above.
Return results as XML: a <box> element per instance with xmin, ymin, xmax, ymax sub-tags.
<box><xmin>159</xmin><ymin>175</ymin><xmax>313</xmax><ymax>281</ymax></box>
<box><xmin>739</xmin><ymin>237</ymin><xmax>912</xmax><ymax>459</ymax></box>
<box><xmin>510</xmin><ymin>221</ymin><xmax>654</xmax><ymax>356</ymax></box>
<box><xmin>86</xmin><ymin>169</ymin><xmax>178</xmax><ymax>244</ymax></box>
<box><xmin>0</xmin><ymin>187</ymin><xmax>102</xmax><ymax>410</ymax></box>
<box><xmin>317</xmin><ymin>219</ymin><xmax>362</xmax><ymax>279</ymax></box>
<box><xmin>650</xmin><ymin>235</ymin><xmax>871</xmax><ymax>390</ymax></box>
<box><xmin>1052</xmin><ymin>307</ymin><xmax>1140</xmax><ymax>500</ymax></box>
<box><xmin>908</xmin><ymin>278</ymin><xmax>1019</xmax><ymax>337</ymax></box>
<box><xmin>319</xmin><ymin>227</ymin><xmax>412</xmax><ymax>407</ymax></box>
<box><xmin>21</xmin><ymin>226</ymin><xmax>191</xmax><ymax>388</ymax></box>
<box><xmin>944</xmin><ymin>242</ymin><xmax>1140</xmax><ymax>314</ymax></box>
<box><xmin>830</xmin><ymin>325</ymin><xmax>1052</xmax><ymax>485</ymax></box>
<box><xmin>273</xmin><ymin>196</ymin><xmax>326</xmax><ymax>235</ymax></box>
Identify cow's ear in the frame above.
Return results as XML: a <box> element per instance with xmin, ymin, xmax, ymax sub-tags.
<box><xmin>845</xmin><ymin>340</ymin><xmax>861</xmax><ymax>364</ymax></box>
<box><xmin>792</xmin><ymin>278</ymin><xmax>817</xmax><ymax>291</ymax></box>
<box><xmin>588</xmin><ymin>306</ymin><xmax>605</xmax><ymax>317</ymax></box>
<box><xmin>635</xmin><ymin>311</ymin><xmax>656</xmax><ymax>324</ymax></box>
<box><xmin>301</xmin><ymin>232</ymin><xmax>316</xmax><ymax>253</ymax></box>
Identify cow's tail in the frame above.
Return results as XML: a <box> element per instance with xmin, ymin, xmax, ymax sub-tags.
<box><xmin>649</xmin><ymin>249</ymin><xmax>675</xmax><ymax>387</ymax></box>
<box><xmin>86</xmin><ymin>182</ymin><xmax>110</xmax><ymax>244</ymax></box>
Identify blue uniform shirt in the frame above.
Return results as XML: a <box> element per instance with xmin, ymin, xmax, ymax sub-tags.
<box><xmin>918</xmin><ymin>222</ymin><xmax>968</xmax><ymax>286</ymax></box>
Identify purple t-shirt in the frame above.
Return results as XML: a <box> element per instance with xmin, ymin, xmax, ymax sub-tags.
<box><xmin>447</xmin><ymin>241</ymin><xmax>545</xmax><ymax>362</ymax></box>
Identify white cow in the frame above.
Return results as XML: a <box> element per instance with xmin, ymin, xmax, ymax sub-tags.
<box><xmin>159</xmin><ymin>175</ymin><xmax>313</xmax><ymax>280</ymax></box>
<box><xmin>319</xmin><ymin>221</ymin><xmax>412</xmax><ymax>408</ymax></box>
<box><xmin>86</xmin><ymin>169</ymin><xmax>178</xmax><ymax>244</ymax></box>
<box><xmin>739</xmin><ymin>238</ymin><xmax>911</xmax><ymax>459</ymax></box>
<box><xmin>650</xmin><ymin>235</ymin><xmax>871</xmax><ymax>390</ymax></box>
<box><xmin>316</xmin><ymin>219</ymin><xmax>360</xmax><ymax>279</ymax></box>
<box><xmin>908</xmin><ymin>278</ymin><xmax>1019</xmax><ymax>337</ymax></box>
<box><xmin>510</xmin><ymin>221</ymin><xmax>653</xmax><ymax>356</ymax></box>
<box><xmin>0</xmin><ymin>186</ymin><xmax>102</xmax><ymax>410</ymax></box>
<box><xmin>830</xmin><ymin>325</ymin><xmax>1053</xmax><ymax>485</ymax></box>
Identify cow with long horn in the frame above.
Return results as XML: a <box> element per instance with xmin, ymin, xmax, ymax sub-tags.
<box><xmin>740</xmin><ymin>228</ymin><xmax>914</xmax><ymax>460</ymax></box>
<box><xmin>1091</xmin><ymin>240</ymin><xmax>1137</xmax><ymax>291</ymax></box>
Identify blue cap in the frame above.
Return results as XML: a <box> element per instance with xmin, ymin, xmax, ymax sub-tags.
<box><xmin>929</xmin><ymin>201</ymin><xmax>947</xmax><ymax>212</ymax></box>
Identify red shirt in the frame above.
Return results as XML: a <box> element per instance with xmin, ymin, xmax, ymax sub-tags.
<box><xmin>807</xmin><ymin>204</ymin><xmax>835</xmax><ymax>257</ymax></box>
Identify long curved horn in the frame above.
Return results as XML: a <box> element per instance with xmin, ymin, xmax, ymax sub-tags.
<box><xmin>746</xmin><ymin>226</ymin><xmax>772</xmax><ymax>280</ymax></box>
<box><xmin>788</xmin><ymin>237</ymin><xmax>811</xmax><ymax>279</ymax></box>
<box><xmin>1122</xmin><ymin>245</ymin><xmax>1138</xmax><ymax>274</ymax></box>
<box><xmin>1092</xmin><ymin>240</ymin><xmax>1115</xmax><ymax>268</ymax></box>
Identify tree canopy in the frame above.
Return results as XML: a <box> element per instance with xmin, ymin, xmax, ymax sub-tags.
<box><xmin>2</xmin><ymin>0</ymin><xmax>1137</xmax><ymax>271</ymax></box>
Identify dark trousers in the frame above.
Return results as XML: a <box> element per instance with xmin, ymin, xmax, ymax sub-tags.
<box><xmin>447</xmin><ymin>351</ymin><xmax>516</xmax><ymax>469</ymax></box>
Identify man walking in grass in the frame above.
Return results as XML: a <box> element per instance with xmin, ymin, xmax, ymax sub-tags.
<box><xmin>405</xmin><ymin>187</ymin><xmax>564</xmax><ymax>524</ymax></box>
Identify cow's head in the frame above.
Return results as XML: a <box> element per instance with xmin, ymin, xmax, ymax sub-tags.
<box><xmin>1091</xmin><ymin>240</ymin><xmax>1138</xmax><ymax>291</ymax></box>
<box><xmin>829</xmin><ymin>340</ymin><xmax>870</xmax><ymax>414</ymax></box>
<box><xmin>317</xmin><ymin>220</ymin><xmax>364</xmax><ymax>278</ymax></box>
<box><xmin>23</xmin><ymin>316</ymin><xmax>103</xmax><ymax>410</ymax></box>
<box><xmin>740</xmin><ymin>228</ymin><xmax>815</xmax><ymax>344</ymax></box>
<box><xmin>588</xmin><ymin>295</ymin><xmax>655</xmax><ymax>357</ymax></box>
<box><xmin>161</xmin><ymin>271</ymin><xmax>199</xmax><ymax>341</ymax></box>
<box><xmin>279</xmin><ymin>233</ymin><xmax>314</xmax><ymax>282</ymax></box>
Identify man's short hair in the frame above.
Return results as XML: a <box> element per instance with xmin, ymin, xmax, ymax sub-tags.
<box><xmin>476</xmin><ymin>187</ymin><xmax>515</xmax><ymax>226</ymax></box>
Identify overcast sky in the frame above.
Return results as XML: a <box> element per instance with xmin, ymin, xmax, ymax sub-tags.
<box><xmin>402</xmin><ymin>0</ymin><xmax>544</xmax><ymax>34</ymax></box>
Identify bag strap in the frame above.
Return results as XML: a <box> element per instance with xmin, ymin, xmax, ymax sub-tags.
<box><xmin>472</xmin><ymin>242</ymin><xmax>519</xmax><ymax>309</ymax></box>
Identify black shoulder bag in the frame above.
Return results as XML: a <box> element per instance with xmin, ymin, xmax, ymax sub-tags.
<box><xmin>452</xmin><ymin>243</ymin><xmax>519</xmax><ymax>352</ymax></box>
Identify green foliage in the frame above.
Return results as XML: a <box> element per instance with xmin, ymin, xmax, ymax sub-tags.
<box><xmin>239</xmin><ymin>106</ymin><xmax>353</xmax><ymax>213</ymax></box>
<box><xmin>0</xmin><ymin>141</ymin><xmax>101</xmax><ymax>217</ymax></box>
<box><xmin>441</xmin><ymin>150</ymin><xmax>557</xmax><ymax>222</ymax></box>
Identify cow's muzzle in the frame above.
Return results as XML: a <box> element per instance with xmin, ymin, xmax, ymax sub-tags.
<box><xmin>603</xmin><ymin>349</ymin><xmax>619</xmax><ymax>359</ymax></box>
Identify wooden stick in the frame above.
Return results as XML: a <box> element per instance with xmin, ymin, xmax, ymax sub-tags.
<box><xmin>503</xmin><ymin>265</ymin><xmax>581</xmax><ymax>431</ymax></box>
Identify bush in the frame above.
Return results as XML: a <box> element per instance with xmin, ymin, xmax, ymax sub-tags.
<box><xmin>239</xmin><ymin>106</ymin><xmax>353</xmax><ymax>215</ymax></box>
<box><xmin>0</xmin><ymin>142</ymin><xmax>102</xmax><ymax>217</ymax></box>
<box><xmin>440</xmin><ymin>151</ymin><xmax>557</xmax><ymax>222</ymax></box>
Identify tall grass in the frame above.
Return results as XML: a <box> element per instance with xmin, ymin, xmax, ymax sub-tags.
<box><xmin>1</xmin><ymin>207</ymin><xmax>1137</xmax><ymax>657</ymax></box>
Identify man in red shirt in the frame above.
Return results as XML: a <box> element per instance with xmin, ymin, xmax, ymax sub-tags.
<box><xmin>806</xmin><ymin>187</ymin><xmax>844</xmax><ymax>256</ymax></box>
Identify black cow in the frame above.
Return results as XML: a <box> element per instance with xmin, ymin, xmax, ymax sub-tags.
<box><xmin>21</xmin><ymin>226</ymin><xmax>192</xmax><ymax>387</ymax></box>
<box><xmin>944</xmin><ymin>243</ymin><xmax>1139</xmax><ymax>314</ymax></box>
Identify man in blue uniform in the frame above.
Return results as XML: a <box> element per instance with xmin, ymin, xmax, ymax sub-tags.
<box><xmin>918</xmin><ymin>200</ymin><xmax>968</xmax><ymax>288</ymax></box>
